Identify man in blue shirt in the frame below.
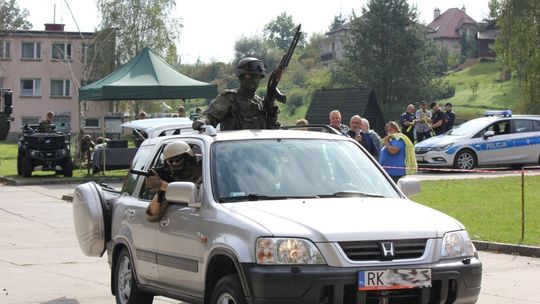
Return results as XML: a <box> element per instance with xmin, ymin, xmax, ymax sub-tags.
<box><xmin>444</xmin><ymin>102</ymin><xmax>456</xmax><ymax>132</ymax></box>
<box><xmin>400</xmin><ymin>104</ymin><xmax>416</xmax><ymax>143</ymax></box>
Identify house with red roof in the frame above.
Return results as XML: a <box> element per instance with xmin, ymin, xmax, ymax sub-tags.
<box><xmin>427</xmin><ymin>7</ymin><xmax>479</xmax><ymax>57</ymax></box>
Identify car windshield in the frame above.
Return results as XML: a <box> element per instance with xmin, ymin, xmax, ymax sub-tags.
<box><xmin>211</xmin><ymin>139</ymin><xmax>400</xmax><ymax>202</ymax></box>
<box><xmin>447</xmin><ymin>117</ymin><xmax>496</xmax><ymax>136</ymax></box>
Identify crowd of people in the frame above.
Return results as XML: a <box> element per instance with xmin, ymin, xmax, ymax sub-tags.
<box><xmin>319</xmin><ymin>101</ymin><xmax>456</xmax><ymax>182</ymax></box>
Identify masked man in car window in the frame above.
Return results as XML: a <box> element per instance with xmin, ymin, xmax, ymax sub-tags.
<box><xmin>145</xmin><ymin>141</ymin><xmax>202</xmax><ymax>222</ymax></box>
<box><xmin>192</xmin><ymin>57</ymin><xmax>279</xmax><ymax>131</ymax></box>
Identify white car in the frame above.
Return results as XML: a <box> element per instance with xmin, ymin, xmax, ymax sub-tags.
<box><xmin>415</xmin><ymin>111</ymin><xmax>540</xmax><ymax>170</ymax></box>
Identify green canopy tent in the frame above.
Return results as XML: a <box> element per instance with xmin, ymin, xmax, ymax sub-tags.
<box><xmin>79</xmin><ymin>47</ymin><xmax>217</xmax><ymax>101</ymax></box>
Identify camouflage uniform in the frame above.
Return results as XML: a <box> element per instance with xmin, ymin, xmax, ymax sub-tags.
<box><xmin>194</xmin><ymin>57</ymin><xmax>279</xmax><ymax>131</ymax></box>
<box><xmin>37</xmin><ymin>120</ymin><xmax>53</xmax><ymax>133</ymax></box>
<box><xmin>200</xmin><ymin>89</ymin><xmax>279</xmax><ymax>130</ymax></box>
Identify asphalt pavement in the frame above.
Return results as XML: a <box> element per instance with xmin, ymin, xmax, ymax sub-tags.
<box><xmin>0</xmin><ymin>182</ymin><xmax>539</xmax><ymax>304</ymax></box>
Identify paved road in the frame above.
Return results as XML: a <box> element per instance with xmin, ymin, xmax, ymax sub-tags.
<box><xmin>0</xmin><ymin>183</ymin><xmax>538</xmax><ymax>304</ymax></box>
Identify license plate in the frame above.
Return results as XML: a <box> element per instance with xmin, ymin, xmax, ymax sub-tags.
<box><xmin>415</xmin><ymin>156</ymin><xmax>424</xmax><ymax>162</ymax></box>
<box><xmin>358</xmin><ymin>269</ymin><xmax>431</xmax><ymax>290</ymax></box>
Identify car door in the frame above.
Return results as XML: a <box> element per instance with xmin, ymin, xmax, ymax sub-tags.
<box><xmin>511</xmin><ymin>119</ymin><xmax>540</xmax><ymax>163</ymax></box>
<box><xmin>120</xmin><ymin>145</ymin><xmax>159</xmax><ymax>283</ymax></box>
<box><xmin>155</xmin><ymin>140</ymin><xmax>206</xmax><ymax>295</ymax></box>
<box><xmin>476</xmin><ymin>119</ymin><xmax>516</xmax><ymax>165</ymax></box>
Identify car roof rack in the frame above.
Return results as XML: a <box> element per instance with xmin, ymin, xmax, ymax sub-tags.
<box><xmin>484</xmin><ymin>110</ymin><xmax>512</xmax><ymax>117</ymax></box>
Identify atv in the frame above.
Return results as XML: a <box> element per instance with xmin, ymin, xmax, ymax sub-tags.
<box><xmin>17</xmin><ymin>124</ymin><xmax>73</xmax><ymax>177</ymax></box>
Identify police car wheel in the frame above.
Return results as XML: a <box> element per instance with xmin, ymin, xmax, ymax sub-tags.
<box><xmin>454</xmin><ymin>149</ymin><xmax>477</xmax><ymax>170</ymax></box>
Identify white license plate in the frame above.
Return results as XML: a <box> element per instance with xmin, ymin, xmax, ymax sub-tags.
<box><xmin>358</xmin><ymin>269</ymin><xmax>431</xmax><ymax>290</ymax></box>
<box><xmin>415</xmin><ymin>156</ymin><xmax>424</xmax><ymax>162</ymax></box>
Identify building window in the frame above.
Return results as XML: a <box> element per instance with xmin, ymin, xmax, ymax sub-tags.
<box><xmin>50</xmin><ymin>79</ymin><xmax>71</xmax><ymax>97</ymax></box>
<box><xmin>21</xmin><ymin>42</ymin><xmax>41</xmax><ymax>59</ymax></box>
<box><xmin>21</xmin><ymin>116</ymin><xmax>39</xmax><ymax>126</ymax></box>
<box><xmin>52</xmin><ymin>43</ymin><xmax>72</xmax><ymax>60</ymax></box>
<box><xmin>0</xmin><ymin>41</ymin><xmax>10</xmax><ymax>59</ymax></box>
<box><xmin>84</xmin><ymin>118</ymin><xmax>100</xmax><ymax>128</ymax></box>
<box><xmin>20</xmin><ymin>79</ymin><xmax>41</xmax><ymax>96</ymax></box>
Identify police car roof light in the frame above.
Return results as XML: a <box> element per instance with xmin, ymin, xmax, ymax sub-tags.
<box><xmin>484</xmin><ymin>110</ymin><xmax>512</xmax><ymax>117</ymax></box>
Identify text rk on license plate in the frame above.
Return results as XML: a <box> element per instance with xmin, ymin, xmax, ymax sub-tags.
<box><xmin>358</xmin><ymin>269</ymin><xmax>431</xmax><ymax>290</ymax></box>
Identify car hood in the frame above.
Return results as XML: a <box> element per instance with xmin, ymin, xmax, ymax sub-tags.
<box><xmin>222</xmin><ymin>198</ymin><xmax>463</xmax><ymax>242</ymax></box>
<box><xmin>415</xmin><ymin>134</ymin><xmax>467</xmax><ymax>148</ymax></box>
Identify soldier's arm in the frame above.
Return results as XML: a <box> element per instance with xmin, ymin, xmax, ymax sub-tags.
<box><xmin>199</xmin><ymin>92</ymin><xmax>233</xmax><ymax>127</ymax></box>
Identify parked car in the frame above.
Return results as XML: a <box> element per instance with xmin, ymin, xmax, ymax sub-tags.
<box><xmin>17</xmin><ymin>124</ymin><xmax>73</xmax><ymax>177</ymax></box>
<box><xmin>73</xmin><ymin>126</ymin><xmax>482</xmax><ymax>304</ymax></box>
<box><xmin>415</xmin><ymin>111</ymin><xmax>540</xmax><ymax>170</ymax></box>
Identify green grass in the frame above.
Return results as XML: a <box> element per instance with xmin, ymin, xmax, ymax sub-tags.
<box><xmin>0</xmin><ymin>142</ymin><xmax>128</xmax><ymax>179</ymax></box>
<box><xmin>440</xmin><ymin>60</ymin><xmax>521</xmax><ymax>120</ymax></box>
<box><xmin>410</xmin><ymin>176</ymin><xmax>540</xmax><ymax>246</ymax></box>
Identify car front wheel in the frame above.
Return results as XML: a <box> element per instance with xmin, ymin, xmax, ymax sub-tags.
<box><xmin>454</xmin><ymin>149</ymin><xmax>477</xmax><ymax>170</ymax></box>
<box><xmin>210</xmin><ymin>274</ymin><xmax>246</xmax><ymax>304</ymax></box>
<box><xmin>115</xmin><ymin>249</ymin><xmax>153</xmax><ymax>304</ymax></box>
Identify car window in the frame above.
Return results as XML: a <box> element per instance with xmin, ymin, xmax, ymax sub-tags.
<box><xmin>138</xmin><ymin>141</ymin><xmax>202</xmax><ymax>201</ymax></box>
<box><xmin>533</xmin><ymin>120</ymin><xmax>540</xmax><ymax>131</ymax></box>
<box><xmin>484</xmin><ymin>120</ymin><xmax>511</xmax><ymax>136</ymax></box>
<box><xmin>211</xmin><ymin>139</ymin><xmax>400</xmax><ymax>202</ymax></box>
<box><xmin>122</xmin><ymin>145</ymin><xmax>155</xmax><ymax>195</ymax></box>
<box><xmin>513</xmin><ymin>119</ymin><xmax>535</xmax><ymax>133</ymax></box>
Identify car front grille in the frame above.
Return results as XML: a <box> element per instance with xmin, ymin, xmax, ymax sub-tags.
<box><xmin>415</xmin><ymin>147</ymin><xmax>430</xmax><ymax>155</ymax></box>
<box><xmin>338</xmin><ymin>239</ymin><xmax>427</xmax><ymax>261</ymax></box>
<box><xmin>25</xmin><ymin>135</ymin><xmax>66</xmax><ymax>150</ymax></box>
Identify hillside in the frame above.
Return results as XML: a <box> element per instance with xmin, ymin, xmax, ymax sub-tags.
<box><xmin>439</xmin><ymin>59</ymin><xmax>521</xmax><ymax>121</ymax></box>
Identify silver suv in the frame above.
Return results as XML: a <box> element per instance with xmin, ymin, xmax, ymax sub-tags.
<box><xmin>73</xmin><ymin>127</ymin><xmax>482</xmax><ymax>304</ymax></box>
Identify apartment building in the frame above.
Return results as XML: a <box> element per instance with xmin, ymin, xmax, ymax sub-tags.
<box><xmin>0</xmin><ymin>23</ymin><xmax>110</xmax><ymax>140</ymax></box>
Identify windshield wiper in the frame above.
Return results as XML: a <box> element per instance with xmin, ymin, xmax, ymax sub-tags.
<box><xmin>318</xmin><ymin>191</ymin><xmax>384</xmax><ymax>198</ymax></box>
<box><xmin>218</xmin><ymin>193</ymin><xmax>319</xmax><ymax>203</ymax></box>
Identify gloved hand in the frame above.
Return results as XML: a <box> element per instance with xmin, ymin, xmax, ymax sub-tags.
<box><xmin>192</xmin><ymin>119</ymin><xmax>206</xmax><ymax>131</ymax></box>
<box><xmin>145</xmin><ymin>169</ymin><xmax>162</xmax><ymax>191</ymax></box>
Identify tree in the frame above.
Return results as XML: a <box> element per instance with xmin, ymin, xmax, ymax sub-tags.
<box><xmin>342</xmin><ymin>0</ymin><xmax>443</xmax><ymax>111</ymax></box>
<box><xmin>233</xmin><ymin>35</ymin><xmax>281</xmax><ymax>72</ymax></box>
<box><xmin>496</xmin><ymin>0</ymin><xmax>540</xmax><ymax>114</ymax></box>
<box><xmin>328</xmin><ymin>13</ymin><xmax>347</xmax><ymax>32</ymax></box>
<box><xmin>96</xmin><ymin>0</ymin><xmax>182</xmax><ymax>66</ymax></box>
<box><xmin>0</xmin><ymin>0</ymin><xmax>32</xmax><ymax>30</ymax></box>
<box><xmin>263</xmin><ymin>12</ymin><xmax>305</xmax><ymax>50</ymax></box>
<box><xmin>487</xmin><ymin>0</ymin><xmax>502</xmax><ymax>20</ymax></box>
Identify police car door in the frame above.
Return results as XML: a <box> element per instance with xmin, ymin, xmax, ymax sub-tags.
<box><xmin>477</xmin><ymin>120</ymin><xmax>515</xmax><ymax>166</ymax></box>
<box><xmin>155</xmin><ymin>139</ymin><xmax>205</xmax><ymax>296</ymax></box>
<box><xmin>511</xmin><ymin>119</ymin><xmax>540</xmax><ymax>164</ymax></box>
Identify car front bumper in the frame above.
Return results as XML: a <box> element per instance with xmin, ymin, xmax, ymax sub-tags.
<box><xmin>240</xmin><ymin>257</ymin><xmax>482</xmax><ymax>304</ymax></box>
<box><xmin>415</xmin><ymin>150</ymin><xmax>455</xmax><ymax>167</ymax></box>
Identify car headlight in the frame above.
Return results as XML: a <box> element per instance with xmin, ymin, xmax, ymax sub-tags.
<box><xmin>29</xmin><ymin>149</ymin><xmax>41</xmax><ymax>157</ymax></box>
<box><xmin>433</xmin><ymin>143</ymin><xmax>453</xmax><ymax>151</ymax></box>
<box><xmin>57</xmin><ymin>149</ymin><xmax>67</xmax><ymax>157</ymax></box>
<box><xmin>440</xmin><ymin>230</ymin><xmax>476</xmax><ymax>259</ymax></box>
<box><xmin>256</xmin><ymin>238</ymin><xmax>326</xmax><ymax>265</ymax></box>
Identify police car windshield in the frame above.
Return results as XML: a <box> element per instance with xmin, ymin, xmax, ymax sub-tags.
<box><xmin>211</xmin><ymin>139</ymin><xmax>400</xmax><ymax>202</ymax></box>
<box><xmin>447</xmin><ymin>117</ymin><xmax>497</xmax><ymax>136</ymax></box>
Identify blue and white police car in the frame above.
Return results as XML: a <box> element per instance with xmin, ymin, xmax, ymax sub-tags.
<box><xmin>415</xmin><ymin>110</ymin><xmax>540</xmax><ymax>170</ymax></box>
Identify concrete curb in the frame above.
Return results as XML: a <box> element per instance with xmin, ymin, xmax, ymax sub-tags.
<box><xmin>473</xmin><ymin>240</ymin><xmax>539</xmax><ymax>258</ymax></box>
<box><xmin>0</xmin><ymin>175</ymin><xmax>125</xmax><ymax>186</ymax></box>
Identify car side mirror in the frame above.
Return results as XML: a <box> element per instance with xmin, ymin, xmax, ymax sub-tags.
<box><xmin>483</xmin><ymin>130</ymin><xmax>495</xmax><ymax>139</ymax></box>
<box><xmin>397</xmin><ymin>177</ymin><xmax>421</xmax><ymax>197</ymax></box>
<box><xmin>166</xmin><ymin>182</ymin><xmax>201</xmax><ymax>208</ymax></box>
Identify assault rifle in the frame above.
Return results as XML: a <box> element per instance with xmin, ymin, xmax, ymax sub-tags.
<box><xmin>264</xmin><ymin>24</ymin><xmax>302</xmax><ymax>126</ymax></box>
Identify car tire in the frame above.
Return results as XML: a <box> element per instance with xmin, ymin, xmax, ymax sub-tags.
<box><xmin>22</xmin><ymin>157</ymin><xmax>33</xmax><ymax>177</ymax></box>
<box><xmin>63</xmin><ymin>158</ymin><xmax>73</xmax><ymax>177</ymax></box>
<box><xmin>454</xmin><ymin>149</ymin><xmax>477</xmax><ymax>170</ymax></box>
<box><xmin>210</xmin><ymin>274</ymin><xmax>246</xmax><ymax>304</ymax></box>
<box><xmin>114</xmin><ymin>248</ymin><xmax>153</xmax><ymax>304</ymax></box>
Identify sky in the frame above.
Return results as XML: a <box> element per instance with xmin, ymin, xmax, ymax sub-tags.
<box><xmin>17</xmin><ymin>0</ymin><xmax>490</xmax><ymax>64</ymax></box>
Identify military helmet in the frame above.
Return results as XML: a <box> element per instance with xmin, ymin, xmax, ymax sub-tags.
<box><xmin>235</xmin><ymin>57</ymin><xmax>266</xmax><ymax>78</ymax></box>
<box><xmin>163</xmin><ymin>141</ymin><xmax>194</xmax><ymax>160</ymax></box>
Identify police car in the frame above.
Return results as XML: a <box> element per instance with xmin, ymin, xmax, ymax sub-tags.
<box><xmin>415</xmin><ymin>110</ymin><xmax>540</xmax><ymax>170</ymax></box>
